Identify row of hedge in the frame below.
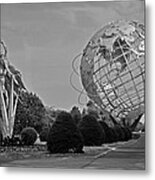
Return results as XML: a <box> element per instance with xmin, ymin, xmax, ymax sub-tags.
<box><xmin>0</xmin><ymin>111</ymin><xmax>132</xmax><ymax>154</ymax></box>
<box><xmin>45</xmin><ymin>111</ymin><xmax>132</xmax><ymax>153</ymax></box>
<box><xmin>99</xmin><ymin>121</ymin><xmax>132</xmax><ymax>143</ymax></box>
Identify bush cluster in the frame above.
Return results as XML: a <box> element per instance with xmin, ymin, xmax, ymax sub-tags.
<box><xmin>3</xmin><ymin>136</ymin><xmax>22</xmax><ymax>146</ymax></box>
<box><xmin>99</xmin><ymin>120</ymin><xmax>132</xmax><ymax>143</ymax></box>
<box><xmin>45</xmin><ymin>112</ymin><xmax>132</xmax><ymax>152</ymax></box>
<box><xmin>47</xmin><ymin>111</ymin><xmax>84</xmax><ymax>153</ymax></box>
<box><xmin>21</xmin><ymin>127</ymin><xmax>38</xmax><ymax>146</ymax></box>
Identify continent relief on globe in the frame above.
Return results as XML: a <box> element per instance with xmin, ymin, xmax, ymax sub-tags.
<box><xmin>80</xmin><ymin>20</ymin><xmax>145</xmax><ymax>119</ymax></box>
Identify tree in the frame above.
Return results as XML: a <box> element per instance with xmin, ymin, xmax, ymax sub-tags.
<box><xmin>47</xmin><ymin>111</ymin><xmax>84</xmax><ymax>153</ymax></box>
<box><xmin>13</xmin><ymin>91</ymin><xmax>45</xmax><ymax>135</ymax></box>
<box><xmin>78</xmin><ymin>114</ymin><xmax>104</xmax><ymax>146</ymax></box>
<box><xmin>86</xmin><ymin>101</ymin><xmax>99</xmax><ymax>119</ymax></box>
<box><xmin>70</xmin><ymin>106</ymin><xmax>81</xmax><ymax>124</ymax></box>
<box><xmin>43</xmin><ymin>106</ymin><xmax>56</xmax><ymax>128</ymax></box>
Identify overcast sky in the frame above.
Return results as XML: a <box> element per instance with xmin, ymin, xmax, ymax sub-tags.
<box><xmin>1</xmin><ymin>0</ymin><xmax>144</xmax><ymax>110</ymax></box>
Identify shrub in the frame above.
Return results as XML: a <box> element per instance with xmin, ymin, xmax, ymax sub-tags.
<box><xmin>39</xmin><ymin>127</ymin><xmax>49</xmax><ymax>142</ymax></box>
<box><xmin>113</xmin><ymin>125</ymin><xmax>126</xmax><ymax>142</ymax></box>
<box><xmin>109</xmin><ymin>127</ymin><xmax>119</xmax><ymax>142</ymax></box>
<box><xmin>123</xmin><ymin>127</ymin><xmax>132</xmax><ymax>141</ymax></box>
<box><xmin>78</xmin><ymin>115</ymin><xmax>104</xmax><ymax>146</ymax></box>
<box><xmin>21</xmin><ymin>127</ymin><xmax>38</xmax><ymax>145</ymax></box>
<box><xmin>43</xmin><ymin>107</ymin><xmax>55</xmax><ymax>127</ymax></box>
<box><xmin>0</xmin><ymin>135</ymin><xmax>22</xmax><ymax>146</ymax></box>
<box><xmin>120</xmin><ymin>127</ymin><xmax>126</xmax><ymax>141</ymax></box>
<box><xmin>99</xmin><ymin>121</ymin><xmax>115</xmax><ymax>143</ymax></box>
<box><xmin>11</xmin><ymin>135</ymin><xmax>22</xmax><ymax>146</ymax></box>
<box><xmin>47</xmin><ymin>111</ymin><xmax>84</xmax><ymax>153</ymax></box>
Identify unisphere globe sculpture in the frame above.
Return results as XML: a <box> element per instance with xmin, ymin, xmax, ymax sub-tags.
<box><xmin>80</xmin><ymin>20</ymin><xmax>145</xmax><ymax>119</ymax></box>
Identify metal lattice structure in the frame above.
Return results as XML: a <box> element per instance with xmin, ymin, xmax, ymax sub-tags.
<box><xmin>80</xmin><ymin>20</ymin><xmax>145</xmax><ymax>119</ymax></box>
<box><xmin>0</xmin><ymin>41</ymin><xmax>26</xmax><ymax>139</ymax></box>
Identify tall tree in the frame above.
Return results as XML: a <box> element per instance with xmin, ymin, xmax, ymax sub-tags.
<box><xmin>14</xmin><ymin>91</ymin><xmax>45</xmax><ymax>134</ymax></box>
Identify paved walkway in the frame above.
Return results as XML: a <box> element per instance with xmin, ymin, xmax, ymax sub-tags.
<box><xmin>1</xmin><ymin>136</ymin><xmax>145</xmax><ymax>170</ymax></box>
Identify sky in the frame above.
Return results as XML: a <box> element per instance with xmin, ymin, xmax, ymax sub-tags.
<box><xmin>1</xmin><ymin>0</ymin><xmax>144</xmax><ymax>110</ymax></box>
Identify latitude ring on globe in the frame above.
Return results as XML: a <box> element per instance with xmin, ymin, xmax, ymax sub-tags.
<box><xmin>80</xmin><ymin>20</ymin><xmax>145</xmax><ymax>119</ymax></box>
